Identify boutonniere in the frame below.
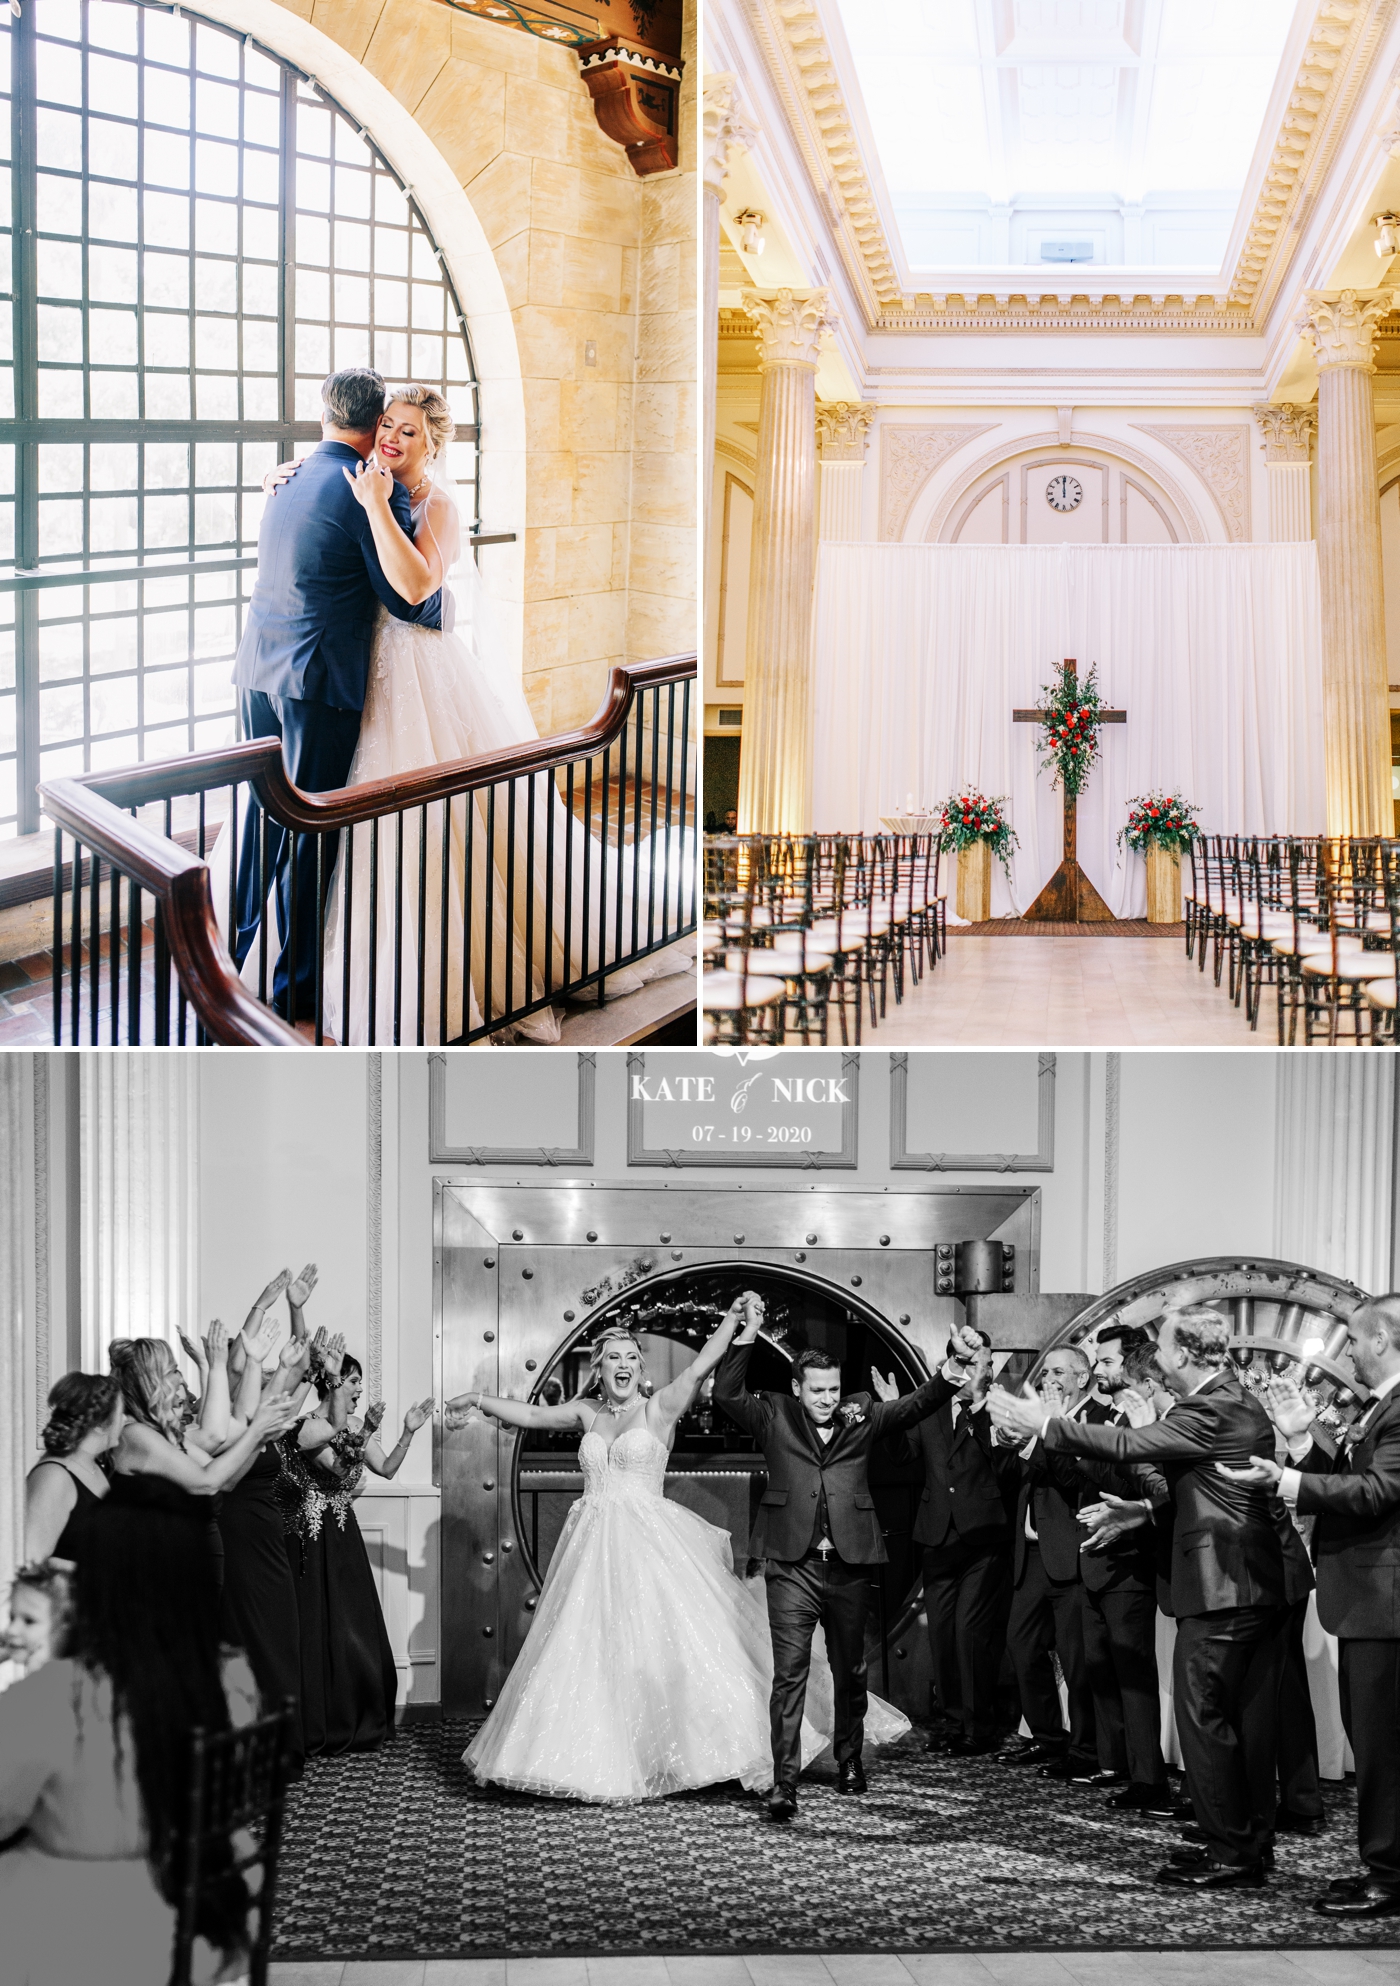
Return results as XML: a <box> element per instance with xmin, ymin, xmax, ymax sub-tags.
<box><xmin>837</xmin><ymin>1402</ymin><xmax>865</xmax><ymax>1427</ymax></box>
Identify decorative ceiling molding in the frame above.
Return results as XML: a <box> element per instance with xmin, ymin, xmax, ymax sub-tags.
<box><xmin>1132</xmin><ymin>425</ymin><xmax>1252</xmax><ymax>543</ymax></box>
<box><xmin>715</xmin><ymin>435</ymin><xmax>758</xmax><ymax>478</ymax></box>
<box><xmin>923</xmin><ymin>431</ymin><xmax>1211</xmax><ymax>546</ymax></box>
<box><xmin>731</xmin><ymin>0</ymin><xmax>1396</xmax><ymax>336</ymax></box>
<box><xmin>879</xmin><ymin>425</ymin><xmax>996</xmax><ymax>541</ymax></box>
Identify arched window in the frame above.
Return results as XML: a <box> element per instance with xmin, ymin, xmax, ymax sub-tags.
<box><xmin>0</xmin><ymin>0</ymin><xmax>480</xmax><ymax>835</ymax></box>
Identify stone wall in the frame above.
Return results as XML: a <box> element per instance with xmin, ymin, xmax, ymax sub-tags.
<box><xmin>270</xmin><ymin>0</ymin><xmax>696</xmax><ymax>733</ymax></box>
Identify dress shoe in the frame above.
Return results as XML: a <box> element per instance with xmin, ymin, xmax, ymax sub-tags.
<box><xmin>1156</xmin><ymin>1857</ymin><xmax>1265</xmax><ymax>1890</ymax></box>
<box><xmin>1038</xmin><ymin>1758</ymin><xmax>1105</xmax><ymax>1785</ymax></box>
<box><xmin>1312</xmin><ymin>1880</ymin><xmax>1400</xmax><ymax>1919</ymax></box>
<box><xmin>1004</xmin><ymin>1742</ymin><xmax>1067</xmax><ymax>1768</ymax></box>
<box><xmin>1179</xmin><ymin>1822</ymin><xmax>1208</xmax><ymax>1844</ymax></box>
<box><xmin>766</xmin><ymin>1783</ymin><xmax>798</xmax><ymax>1822</ymax></box>
<box><xmin>1106</xmin><ymin>1783</ymin><xmax>1176</xmax><ymax>1817</ymax></box>
<box><xmin>1171</xmin><ymin>1799</ymin><xmax>1195</xmax><ymax>1823</ymax></box>
<box><xmin>1274</xmin><ymin>1809</ymin><xmax>1327</xmax><ymax>1836</ymax></box>
<box><xmin>1171</xmin><ymin>1842</ymin><xmax>1272</xmax><ymax>1872</ymax></box>
<box><xmin>837</xmin><ymin>1757</ymin><xmax>867</xmax><ymax>1795</ymax></box>
<box><xmin>1085</xmin><ymin>1770</ymin><xmax>1128</xmax><ymax>1788</ymax></box>
<box><xmin>925</xmin><ymin>1731</ymin><xmax>956</xmax><ymax>1754</ymax></box>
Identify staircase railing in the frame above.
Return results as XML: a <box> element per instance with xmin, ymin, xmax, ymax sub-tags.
<box><xmin>39</xmin><ymin>654</ymin><xmax>696</xmax><ymax>1046</ymax></box>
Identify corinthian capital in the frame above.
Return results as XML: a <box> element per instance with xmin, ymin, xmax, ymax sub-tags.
<box><xmin>815</xmin><ymin>401</ymin><xmax>876</xmax><ymax>461</ymax></box>
<box><xmin>1296</xmin><ymin>289</ymin><xmax>1394</xmax><ymax>372</ymax></box>
<box><xmin>702</xmin><ymin>73</ymin><xmax>757</xmax><ymax>197</ymax></box>
<box><xmin>1252</xmin><ymin>402</ymin><xmax>1317</xmax><ymax>463</ymax></box>
<box><xmin>742</xmin><ymin>287</ymin><xmax>836</xmax><ymax>369</ymax></box>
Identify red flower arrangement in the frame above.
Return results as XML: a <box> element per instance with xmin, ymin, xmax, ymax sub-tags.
<box><xmin>934</xmin><ymin>788</ymin><xmax>1019</xmax><ymax>878</ymax></box>
<box><xmin>1117</xmin><ymin>791</ymin><xmax>1203</xmax><ymax>853</ymax></box>
<box><xmin>1036</xmin><ymin>661</ymin><xmax>1106</xmax><ymax>798</ymax></box>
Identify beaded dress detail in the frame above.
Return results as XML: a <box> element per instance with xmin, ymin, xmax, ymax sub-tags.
<box><xmin>463</xmin><ymin>1424</ymin><xmax>909</xmax><ymax>1804</ymax></box>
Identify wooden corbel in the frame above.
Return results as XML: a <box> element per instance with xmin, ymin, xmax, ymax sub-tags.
<box><xmin>578</xmin><ymin>36</ymin><xmax>684</xmax><ymax>176</ymax></box>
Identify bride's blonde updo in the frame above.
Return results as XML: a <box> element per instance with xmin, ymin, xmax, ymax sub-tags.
<box><xmin>385</xmin><ymin>384</ymin><xmax>455</xmax><ymax>463</ymax></box>
<box><xmin>586</xmin><ymin>1325</ymin><xmax>646</xmax><ymax>1396</ymax></box>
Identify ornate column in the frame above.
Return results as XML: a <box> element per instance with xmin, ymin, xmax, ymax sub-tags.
<box><xmin>738</xmin><ymin>287</ymin><xmax>835</xmax><ymax>835</ymax></box>
<box><xmin>79</xmin><ymin>1059</ymin><xmax>200</xmax><ymax>1372</ymax></box>
<box><xmin>816</xmin><ymin>401</ymin><xmax>876</xmax><ymax>542</ymax></box>
<box><xmin>701</xmin><ymin>75</ymin><xmax>755</xmax><ymax>573</ymax></box>
<box><xmin>1274</xmin><ymin>1058</ymin><xmax>1396</xmax><ymax>1296</ymax></box>
<box><xmin>1251</xmin><ymin>402</ymin><xmax>1316</xmax><ymax>541</ymax></box>
<box><xmin>1296</xmin><ymin>289</ymin><xmax>1393</xmax><ymax>834</ymax></box>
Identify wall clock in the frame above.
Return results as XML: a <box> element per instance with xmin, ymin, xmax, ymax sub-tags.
<box><xmin>1046</xmin><ymin>474</ymin><xmax>1083</xmax><ymax>512</ymax></box>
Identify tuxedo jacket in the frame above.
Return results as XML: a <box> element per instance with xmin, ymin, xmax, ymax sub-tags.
<box><xmin>233</xmin><ymin>441</ymin><xmax>442</xmax><ymax>712</ymax></box>
<box><xmin>713</xmin><ymin>1341</ymin><xmax>953</xmax><ymax>1564</ymax></box>
<box><xmin>1296</xmin><ymin>1387</ymin><xmax>1400</xmax><ymax>1639</ymax></box>
<box><xmin>898</xmin><ymin>1397</ymin><xmax>1015</xmax><ymax>1551</ymax></box>
<box><xmin>1067</xmin><ymin>1403</ymin><xmax>1163</xmax><ymax>1597</ymax></box>
<box><xmin>1043</xmin><ymin>1369</ymin><xmax>1310</xmax><ymax>1619</ymax></box>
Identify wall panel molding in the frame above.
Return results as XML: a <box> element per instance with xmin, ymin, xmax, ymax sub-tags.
<box><xmin>428</xmin><ymin>1052</ymin><xmax>596</xmax><ymax>1166</ymax></box>
<box><xmin>890</xmin><ymin>1051</ymin><xmax>1057</xmax><ymax>1172</ymax></box>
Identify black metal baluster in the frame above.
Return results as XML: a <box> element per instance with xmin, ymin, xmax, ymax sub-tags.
<box><xmin>416</xmin><ymin>803</ymin><xmax>428</xmax><ymax>1047</ymax></box>
<box><xmin>286</xmin><ymin>829</ymin><xmax>299</xmax><ymax>1028</ymax></box>
<box><xmin>51</xmin><ymin>832</ymin><xmax>63</xmax><ymax>1045</ymax></box>
<box><xmin>163</xmin><ymin>800</ymin><xmax>175</xmax><ymax>1039</ymax></box>
<box><xmin>153</xmin><ymin>903</ymin><xmax>171</xmax><ymax>1046</ymax></box>
<box><xmin>340</xmin><ymin>828</ymin><xmax>355</xmax><ymax>1049</ymax></box>
<box><xmin>367</xmin><ymin>818</ymin><xmax>380</xmax><ymax>1048</ymax></box>
<box><xmin>679</xmin><ymin>677</ymin><xmax>693</xmax><ymax>927</ymax></box>
<box><xmin>580</xmin><ymin>760</ymin><xmax>591</xmax><ymax>993</ymax></box>
<box><xmin>597</xmin><ymin>744</ymin><xmax>610</xmax><ymax>1006</ymax></box>
<box><xmin>392</xmin><ymin>809</ymin><xmax>405</xmax><ymax>1048</ymax></box>
<box><xmin>631</xmin><ymin>696</ymin><xmax>644</xmax><ymax>957</ymax></box>
<box><xmin>505</xmin><ymin>776</ymin><xmax>517</xmax><ymax>1025</ymax></box>
<box><xmin>461</xmin><ymin>793</ymin><xmax>475</xmax><ymax>1044</ymax></box>
<box><xmin>544</xmin><ymin>767</ymin><xmax>555</xmax><ymax>1003</ymax></box>
<box><xmin>314</xmin><ymin>830</ymin><xmax>327</xmax><ymax>1048</ymax></box>
<box><xmin>127</xmin><ymin>866</ymin><xmax>142</xmax><ymax>1047</ymax></box>
<box><xmin>524</xmin><ymin>774</ymin><xmax>536</xmax><ymax>1020</ymax></box>
<box><xmin>439</xmin><ymin>798</ymin><xmax>451</xmax><ymax>1045</ymax></box>
<box><xmin>109</xmin><ymin>858</ymin><xmax>120</xmax><ymax>1047</ymax></box>
<box><xmin>613</xmin><ymin>715</ymin><xmax>628</xmax><ymax>979</ymax></box>
<box><xmin>227</xmin><ymin>784</ymin><xmax>239</xmax><ymax>952</ymax></box>
<box><xmin>646</xmin><ymin>683</ymin><xmax>659</xmax><ymax>951</ymax></box>
<box><xmin>563</xmin><ymin>763</ymin><xmax>575</xmax><ymax>996</ymax></box>
<box><xmin>198</xmin><ymin>790</ymin><xmax>207</xmax><ymax>860</ymax></box>
<box><xmin>483</xmin><ymin>784</ymin><xmax>496</xmax><ymax>1034</ymax></box>
<box><xmin>662</xmin><ymin>683</ymin><xmax>676</xmax><ymax>943</ymax></box>
<box><xmin>257</xmin><ymin>809</ymin><xmax>269</xmax><ymax>1006</ymax></box>
<box><xmin>70</xmin><ymin>839</ymin><xmax>82</xmax><ymax>1048</ymax></box>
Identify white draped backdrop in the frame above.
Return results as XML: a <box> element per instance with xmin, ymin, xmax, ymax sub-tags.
<box><xmin>812</xmin><ymin>543</ymin><xmax>1326</xmax><ymax>919</ymax></box>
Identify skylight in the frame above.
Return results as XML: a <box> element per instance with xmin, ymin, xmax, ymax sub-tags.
<box><xmin>833</xmin><ymin>0</ymin><xmax>1298</xmax><ymax>275</ymax></box>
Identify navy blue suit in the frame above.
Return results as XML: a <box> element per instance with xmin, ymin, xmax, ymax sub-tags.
<box><xmin>231</xmin><ymin>441</ymin><xmax>442</xmax><ymax>1015</ymax></box>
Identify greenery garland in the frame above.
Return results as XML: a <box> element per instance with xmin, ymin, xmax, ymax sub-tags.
<box><xmin>1037</xmin><ymin>661</ymin><xmax>1105</xmax><ymax>798</ymax></box>
<box><xmin>934</xmin><ymin>788</ymin><xmax>1020</xmax><ymax>879</ymax></box>
<box><xmin>1117</xmin><ymin>791</ymin><xmax>1203</xmax><ymax>853</ymax></box>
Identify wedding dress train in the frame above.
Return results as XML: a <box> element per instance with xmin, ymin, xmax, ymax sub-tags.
<box><xmin>463</xmin><ymin>1426</ymin><xmax>910</xmax><ymax>1803</ymax></box>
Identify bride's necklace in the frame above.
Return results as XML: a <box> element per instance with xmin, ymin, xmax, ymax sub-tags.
<box><xmin>601</xmin><ymin>1397</ymin><xmax>629</xmax><ymax>1418</ymax></box>
<box><xmin>407</xmin><ymin>476</ymin><xmax>431</xmax><ymax>500</ymax></box>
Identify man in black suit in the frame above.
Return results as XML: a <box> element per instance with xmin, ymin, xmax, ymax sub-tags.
<box><xmin>876</xmin><ymin>1328</ymin><xmax>1016</xmax><ymax>1755</ymax></box>
<box><xmin>714</xmin><ymin>1302</ymin><xmax>980</xmax><ymax>1820</ymax></box>
<box><xmin>1001</xmin><ymin>1346</ymin><xmax>1100</xmax><ymax>1782</ymax></box>
<box><xmin>1224</xmin><ymin>1295</ymin><xmax>1400</xmax><ymax>1918</ymax></box>
<box><xmin>990</xmin><ymin>1306</ymin><xmax>1305</xmax><ymax>1889</ymax></box>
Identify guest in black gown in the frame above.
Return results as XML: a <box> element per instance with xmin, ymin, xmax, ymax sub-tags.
<box><xmin>24</xmin><ymin>1374</ymin><xmax>123</xmax><ymax>1562</ymax></box>
<box><xmin>280</xmin><ymin>1350</ymin><xmax>432</xmax><ymax>1755</ymax></box>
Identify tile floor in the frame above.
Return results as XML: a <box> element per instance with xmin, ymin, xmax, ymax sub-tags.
<box><xmin>866</xmin><ymin>938</ymin><xmax>1270</xmax><ymax>1046</ymax></box>
<box><xmin>268</xmin><ymin>1953</ymin><xmax>1400</xmax><ymax>1986</ymax></box>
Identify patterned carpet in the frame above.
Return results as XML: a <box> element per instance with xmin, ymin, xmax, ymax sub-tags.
<box><xmin>947</xmin><ymin>921</ymin><xmax>1185</xmax><ymax>938</ymax></box>
<box><xmin>271</xmin><ymin>1721</ymin><xmax>1400</xmax><ymax>1961</ymax></box>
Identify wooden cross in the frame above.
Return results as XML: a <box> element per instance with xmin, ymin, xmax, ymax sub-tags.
<box><xmin>1012</xmin><ymin>658</ymin><xmax>1127</xmax><ymax>923</ymax></box>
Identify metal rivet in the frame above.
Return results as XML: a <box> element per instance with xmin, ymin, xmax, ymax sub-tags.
<box><xmin>795</xmin><ymin>1252</ymin><xmax>807</xmax><ymax>1263</ymax></box>
<box><xmin>734</xmin><ymin>1232</ymin><xmax>745</xmax><ymax>1244</ymax></box>
<box><xmin>525</xmin><ymin>1598</ymin><xmax>536</xmax><ymax>1611</ymax></box>
<box><xmin>502</xmin><ymin>1540</ymin><xmax>514</xmax><ymax>1553</ymax></box>
<box><xmin>483</xmin><ymin>1256</ymin><xmax>496</xmax><ymax>1268</ymax></box>
<box><xmin>895</xmin><ymin>1647</ymin><xmax>907</xmax><ymax>1660</ymax></box>
<box><xmin>899</xmin><ymin>1314</ymin><xmax>911</xmax><ymax>1326</ymax></box>
<box><xmin>671</xmin><ymin>1250</ymin><xmax>683</xmax><ymax>1260</ymax></box>
<box><xmin>522</xmin><ymin>1268</ymin><xmax>534</xmax><ymax>1279</ymax></box>
<box><xmin>484</xmin><ymin>1696</ymin><xmax>496</xmax><ymax>1707</ymax></box>
<box><xmin>879</xmin><ymin>1235</ymin><xmax>890</xmax><ymax>1246</ymax></box>
<box><xmin>482</xmin><ymin>1551</ymin><xmax>495</xmax><ymax>1564</ymax></box>
<box><xmin>851</xmin><ymin>1275</ymin><xmax>862</xmax><ymax>1287</ymax></box>
<box><xmin>483</xmin><ymin>1330</ymin><xmax>495</xmax><ymax>1342</ymax></box>
<box><xmin>660</xmin><ymin>1231</ymin><xmax>672</xmax><ymax>1242</ymax></box>
<box><xmin>482</xmin><ymin>1626</ymin><xmax>494</xmax><ymax>1637</ymax></box>
<box><xmin>483</xmin><ymin>1479</ymin><xmax>495</xmax><ymax>1490</ymax></box>
<box><xmin>512</xmin><ymin>1229</ymin><xmax>523</xmax><ymax>1241</ymax></box>
<box><xmin>563</xmin><ymin>1310</ymin><xmax>576</xmax><ymax>1321</ymax></box>
<box><xmin>806</xmin><ymin>1232</ymin><xmax>818</xmax><ymax>1244</ymax></box>
<box><xmin>586</xmin><ymin>1230</ymin><xmax>598</xmax><ymax>1242</ymax></box>
<box><xmin>525</xmin><ymin>1358</ymin><xmax>537</xmax><ymax>1370</ymax></box>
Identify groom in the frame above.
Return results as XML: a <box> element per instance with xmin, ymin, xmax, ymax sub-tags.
<box><xmin>231</xmin><ymin>367</ymin><xmax>442</xmax><ymax>1017</ymax></box>
<box><xmin>714</xmin><ymin>1299</ymin><xmax>984</xmax><ymax>1819</ymax></box>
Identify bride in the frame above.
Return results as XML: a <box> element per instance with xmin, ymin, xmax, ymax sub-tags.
<box><xmin>232</xmin><ymin>387</ymin><xmax>687</xmax><ymax>1044</ymax></box>
<box><xmin>443</xmin><ymin>1294</ymin><xmax>909</xmax><ymax>1804</ymax></box>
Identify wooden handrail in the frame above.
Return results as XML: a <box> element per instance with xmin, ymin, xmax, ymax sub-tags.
<box><xmin>51</xmin><ymin>653</ymin><xmax>696</xmax><ymax>832</ymax></box>
<box><xmin>37</xmin><ymin>782</ymin><xmax>301</xmax><ymax>1046</ymax></box>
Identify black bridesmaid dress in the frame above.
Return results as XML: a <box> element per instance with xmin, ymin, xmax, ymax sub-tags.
<box><xmin>281</xmin><ymin>1433</ymin><xmax>397</xmax><ymax>1754</ymax></box>
<box><xmin>27</xmin><ymin>1459</ymin><xmax>102</xmax><ymax>1561</ymax></box>
<box><xmin>218</xmin><ymin>1442</ymin><xmax>304</xmax><ymax>1779</ymax></box>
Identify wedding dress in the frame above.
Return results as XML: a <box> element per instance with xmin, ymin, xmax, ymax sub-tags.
<box><xmin>463</xmin><ymin>1424</ymin><xmax>910</xmax><ymax>1804</ymax></box>
<box><xmin>212</xmin><ymin>482</ymin><xmax>692</xmax><ymax>1042</ymax></box>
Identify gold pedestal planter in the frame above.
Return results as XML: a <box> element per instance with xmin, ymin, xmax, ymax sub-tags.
<box><xmin>956</xmin><ymin>839</ymin><xmax>992</xmax><ymax>923</ymax></box>
<box><xmin>1145</xmin><ymin>843</ymin><xmax>1181</xmax><ymax>924</ymax></box>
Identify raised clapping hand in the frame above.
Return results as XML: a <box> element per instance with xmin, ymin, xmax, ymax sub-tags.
<box><xmin>205</xmin><ymin>1319</ymin><xmax>230</xmax><ymax>1367</ymax></box>
<box><xmin>363</xmin><ymin>1401</ymin><xmax>388</xmax><ymax>1436</ymax></box>
<box><xmin>279</xmin><ymin>1335</ymin><xmax>310</xmax><ymax>1371</ymax></box>
<box><xmin>251</xmin><ymin>1391</ymin><xmax>302</xmax><ymax>1440</ymax></box>
<box><xmin>1259</xmin><ymin>1372</ymin><xmax>1314</xmax><ymax>1438</ymax></box>
<box><xmin>1078</xmin><ymin>1492</ymin><xmax>1150</xmax><ymax>1552</ymax></box>
<box><xmin>403</xmin><ymin>1398</ymin><xmax>434</xmax><ymax>1433</ymax></box>
<box><xmin>1118</xmin><ymin>1386</ymin><xmax>1157</xmax><ymax>1429</ymax></box>
<box><xmin>443</xmin><ymin>1395</ymin><xmax>484</xmax><ymax>1431</ymax></box>
<box><xmin>1216</xmin><ymin>1454</ymin><xmax>1285</xmax><ymax>1489</ymax></box>
<box><xmin>987</xmin><ymin>1385</ymin><xmax>1045</xmax><ymax>1443</ymax></box>
<box><xmin>870</xmin><ymin>1368</ymin><xmax>899</xmax><ymax>1404</ymax></box>
<box><xmin>322</xmin><ymin>1332</ymin><xmax>347</xmax><ymax>1382</ymax></box>
<box><xmin>178</xmin><ymin>1329</ymin><xmax>210</xmax><ymax>1376</ymax></box>
<box><xmin>286</xmin><ymin>1263</ymin><xmax>319</xmax><ymax>1311</ymax></box>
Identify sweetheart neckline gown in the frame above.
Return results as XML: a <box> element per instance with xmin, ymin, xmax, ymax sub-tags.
<box><xmin>463</xmin><ymin>1425</ymin><xmax>909</xmax><ymax>1803</ymax></box>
